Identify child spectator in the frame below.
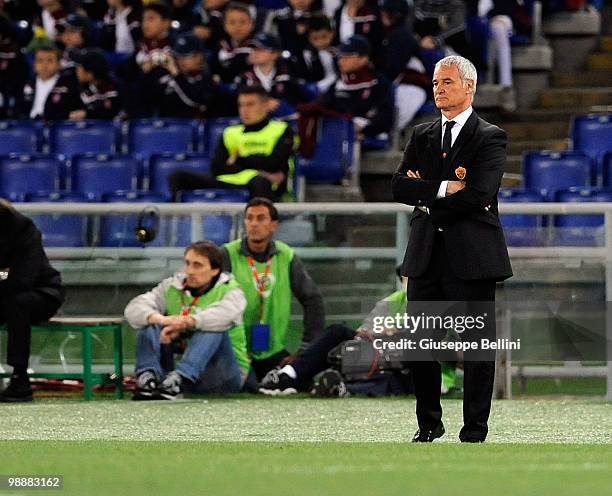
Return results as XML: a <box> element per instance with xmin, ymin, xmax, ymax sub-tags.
<box><xmin>211</xmin><ymin>2</ymin><xmax>255</xmax><ymax>84</ymax></box>
<box><xmin>36</xmin><ymin>0</ymin><xmax>69</xmax><ymax>40</ymax></box>
<box><xmin>273</xmin><ymin>0</ymin><xmax>320</xmax><ymax>55</ymax></box>
<box><xmin>69</xmin><ymin>47</ymin><xmax>122</xmax><ymax>120</ymax></box>
<box><xmin>379</xmin><ymin>0</ymin><xmax>428</xmax><ymax>131</ymax></box>
<box><xmin>334</xmin><ymin>0</ymin><xmax>382</xmax><ymax>54</ymax></box>
<box><xmin>238</xmin><ymin>32</ymin><xmax>305</xmax><ymax>117</ymax></box>
<box><xmin>317</xmin><ymin>35</ymin><xmax>393</xmax><ymax>141</ymax></box>
<box><xmin>144</xmin><ymin>33</ymin><xmax>224</xmax><ymax>118</ymax></box>
<box><xmin>120</xmin><ymin>1</ymin><xmax>173</xmax><ymax>116</ymax></box>
<box><xmin>57</xmin><ymin>14</ymin><xmax>92</xmax><ymax>77</ymax></box>
<box><xmin>21</xmin><ymin>42</ymin><xmax>81</xmax><ymax>120</ymax></box>
<box><xmin>293</xmin><ymin>13</ymin><xmax>337</xmax><ymax>96</ymax></box>
<box><xmin>101</xmin><ymin>0</ymin><xmax>142</xmax><ymax>55</ymax></box>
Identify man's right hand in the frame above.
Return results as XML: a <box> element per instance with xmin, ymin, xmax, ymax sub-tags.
<box><xmin>446</xmin><ymin>181</ymin><xmax>465</xmax><ymax>196</ymax></box>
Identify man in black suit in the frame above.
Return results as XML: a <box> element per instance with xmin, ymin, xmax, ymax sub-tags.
<box><xmin>391</xmin><ymin>55</ymin><xmax>512</xmax><ymax>443</ymax></box>
<box><xmin>0</xmin><ymin>200</ymin><xmax>65</xmax><ymax>402</ymax></box>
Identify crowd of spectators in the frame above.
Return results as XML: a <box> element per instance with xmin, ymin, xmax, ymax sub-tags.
<box><xmin>0</xmin><ymin>0</ymin><xmax>591</xmax><ymax>135</ymax></box>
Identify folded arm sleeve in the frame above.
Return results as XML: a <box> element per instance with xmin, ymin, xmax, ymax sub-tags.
<box><xmin>391</xmin><ymin>128</ymin><xmax>441</xmax><ymax>208</ymax></box>
<box><xmin>124</xmin><ymin>278</ymin><xmax>171</xmax><ymax>329</ymax></box>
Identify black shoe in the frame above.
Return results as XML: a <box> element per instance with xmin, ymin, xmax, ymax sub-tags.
<box><xmin>310</xmin><ymin>369</ymin><xmax>349</xmax><ymax>398</ymax></box>
<box><xmin>132</xmin><ymin>371</ymin><xmax>159</xmax><ymax>401</ymax></box>
<box><xmin>0</xmin><ymin>374</ymin><xmax>33</xmax><ymax>403</ymax></box>
<box><xmin>460</xmin><ymin>438</ymin><xmax>485</xmax><ymax>443</ymax></box>
<box><xmin>412</xmin><ymin>422</ymin><xmax>445</xmax><ymax>442</ymax></box>
<box><xmin>158</xmin><ymin>371</ymin><xmax>184</xmax><ymax>400</ymax></box>
<box><xmin>259</xmin><ymin>368</ymin><xmax>297</xmax><ymax>396</ymax></box>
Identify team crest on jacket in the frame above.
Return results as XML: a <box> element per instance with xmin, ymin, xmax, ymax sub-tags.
<box><xmin>455</xmin><ymin>166</ymin><xmax>466</xmax><ymax>180</ymax></box>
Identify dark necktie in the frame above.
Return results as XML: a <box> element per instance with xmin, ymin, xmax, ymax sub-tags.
<box><xmin>442</xmin><ymin>120</ymin><xmax>456</xmax><ymax>160</ymax></box>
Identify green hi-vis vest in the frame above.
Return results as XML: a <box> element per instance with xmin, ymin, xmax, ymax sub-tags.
<box><xmin>216</xmin><ymin>120</ymin><xmax>295</xmax><ymax>193</ymax></box>
<box><xmin>164</xmin><ymin>279</ymin><xmax>250</xmax><ymax>372</ymax></box>
<box><xmin>385</xmin><ymin>290</ymin><xmax>407</xmax><ymax>317</ymax></box>
<box><xmin>224</xmin><ymin>239</ymin><xmax>294</xmax><ymax>360</ymax></box>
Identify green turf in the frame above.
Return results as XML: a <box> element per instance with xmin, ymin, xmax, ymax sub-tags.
<box><xmin>1</xmin><ymin>398</ymin><xmax>610</xmax><ymax>495</ymax></box>
<box><xmin>0</xmin><ymin>441</ymin><xmax>610</xmax><ymax>496</ymax></box>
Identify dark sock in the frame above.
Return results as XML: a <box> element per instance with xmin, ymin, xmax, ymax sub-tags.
<box><xmin>12</xmin><ymin>366</ymin><xmax>28</xmax><ymax>378</ymax></box>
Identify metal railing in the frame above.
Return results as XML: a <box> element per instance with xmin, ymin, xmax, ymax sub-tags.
<box><xmin>12</xmin><ymin>201</ymin><xmax>612</xmax><ymax>399</ymax></box>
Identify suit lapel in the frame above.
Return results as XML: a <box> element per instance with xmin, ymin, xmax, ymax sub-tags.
<box><xmin>442</xmin><ymin>111</ymin><xmax>479</xmax><ymax>179</ymax></box>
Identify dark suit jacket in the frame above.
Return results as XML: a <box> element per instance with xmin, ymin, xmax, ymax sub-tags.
<box><xmin>0</xmin><ymin>207</ymin><xmax>65</xmax><ymax>303</ymax></box>
<box><xmin>391</xmin><ymin>110</ymin><xmax>512</xmax><ymax>282</ymax></box>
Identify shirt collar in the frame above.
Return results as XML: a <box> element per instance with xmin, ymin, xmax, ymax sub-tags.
<box><xmin>441</xmin><ymin>106</ymin><xmax>473</xmax><ymax>129</ymax></box>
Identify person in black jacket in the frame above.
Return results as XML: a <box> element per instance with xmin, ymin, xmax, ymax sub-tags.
<box><xmin>69</xmin><ymin>48</ymin><xmax>122</xmax><ymax>120</ymax></box>
<box><xmin>21</xmin><ymin>42</ymin><xmax>81</xmax><ymax>121</ymax></box>
<box><xmin>0</xmin><ymin>199</ymin><xmax>65</xmax><ymax>402</ymax></box>
<box><xmin>146</xmin><ymin>33</ymin><xmax>223</xmax><ymax>118</ymax></box>
<box><xmin>318</xmin><ymin>35</ymin><xmax>394</xmax><ymax>141</ymax></box>
<box><xmin>379</xmin><ymin>0</ymin><xmax>428</xmax><ymax>132</ymax></box>
<box><xmin>391</xmin><ymin>55</ymin><xmax>512</xmax><ymax>443</ymax></box>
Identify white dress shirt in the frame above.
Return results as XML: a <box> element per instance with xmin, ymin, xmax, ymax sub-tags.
<box><xmin>437</xmin><ymin>106</ymin><xmax>474</xmax><ymax>198</ymax></box>
<box><xmin>30</xmin><ymin>75</ymin><xmax>59</xmax><ymax>119</ymax></box>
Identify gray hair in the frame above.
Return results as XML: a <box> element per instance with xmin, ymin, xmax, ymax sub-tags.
<box><xmin>434</xmin><ymin>55</ymin><xmax>478</xmax><ymax>95</ymax></box>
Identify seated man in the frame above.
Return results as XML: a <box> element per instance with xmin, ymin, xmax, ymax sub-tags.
<box><xmin>315</xmin><ymin>35</ymin><xmax>394</xmax><ymax>142</ymax></box>
<box><xmin>222</xmin><ymin>198</ymin><xmax>325</xmax><ymax>382</ymax></box>
<box><xmin>0</xmin><ymin>199</ymin><xmax>65</xmax><ymax>402</ymax></box>
<box><xmin>124</xmin><ymin>240</ymin><xmax>249</xmax><ymax>400</ymax></box>
<box><xmin>168</xmin><ymin>85</ymin><xmax>297</xmax><ymax>201</ymax></box>
<box><xmin>259</xmin><ymin>268</ymin><xmax>458</xmax><ymax>397</ymax></box>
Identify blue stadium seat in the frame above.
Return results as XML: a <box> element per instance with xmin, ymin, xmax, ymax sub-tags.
<box><xmin>0</xmin><ymin>121</ymin><xmax>42</xmax><ymax>154</ymax></box>
<box><xmin>26</xmin><ymin>192</ymin><xmax>88</xmax><ymax>247</ymax></box>
<box><xmin>297</xmin><ymin>118</ymin><xmax>355</xmax><ymax>183</ymax></box>
<box><xmin>603</xmin><ymin>152</ymin><xmax>612</xmax><ymax>188</ymax></box>
<box><xmin>201</xmin><ymin>118</ymin><xmax>241</xmax><ymax>158</ymax></box>
<box><xmin>498</xmin><ymin>189</ymin><xmax>546</xmax><ymax>246</ymax></box>
<box><xmin>71</xmin><ymin>154</ymin><xmax>139</xmax><ymax>200</ymax></box>
<box><xmin>48</xmin><ymin>120</ymin><xmax>120</xmax><ymax>157</ymax></box>
<box><xmin>553</xmin><ymin>187</ymin><xmax>612</xmax><ymax>246</ymax></box>
<box><xmin>126</xmin><ymin>119</ymin><xmax>198</xmax><ymax>158</ymax></box>
<box><xmin>176</xmin><ymin>189</ymin><xmax>249</xmax><ymax>246</ymax></box>
<box><xmin>523</xmin><ymin>151</ymin><xmax>592</xmax><ymax>200</ymax></box>
<box><xmin>571</xmin><ymin>113</ymin><xmax>612</xmax><ymax>163</ymax></box>
<box><xmin>0</xmin><ymin>154</ymin><xmax>62</xmax><ymax>201</ymax></box>
<box><xmin>148</xmin><ymin>153</ymin><xmax>211</xmax><ymax>194</ymax></box>
<box><xmin>99</xmin><ymin>191</ymin><xmax>168</xmax><ymax>247</ymax></box>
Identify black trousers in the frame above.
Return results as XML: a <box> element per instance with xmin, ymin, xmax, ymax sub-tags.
<box><xmin>167</xmin><ymin>170</ymin><xmax>281</xmax><ymax>201</ymax></box>
<box><xmin>407</xmin><ymin>231</ymin><xmax>496</xmax><ymax>442</ymax></box>
<box><xmin>0</xmin><ymin>291</ymin><xmax>62</xmax><ymax>370</ymax></box>
<box><xmin>251</xmin><ymin>349</ymin><xmax>290</xmax><ymax>382</ymax></box>
<box><xmin>291</xmin><ymin>324</ymin><xmax>356</xmax><ymax>388</ymax></box>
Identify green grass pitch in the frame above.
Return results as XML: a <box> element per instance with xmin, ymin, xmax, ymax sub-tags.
<box><xmin>0</xmin><ymin>397</ymin><xmax>610</xmax><ymax>495</ymax></box>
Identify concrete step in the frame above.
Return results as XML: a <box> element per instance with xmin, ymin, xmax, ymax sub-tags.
<box><xmin>506</xmin><ymin>139</ymin><xmax>569</xmax><ymax>156</ymax></box>
<box><xmin>501</xmin><ymin>121</ymin><xmax>569</xmax><ymax>141</ymax></box>
<box><xmin>539</xmin><ymin>87</ymin><xmax>612</xmax><ymax>108</ymax></box>
<box><xmin>587</xmin><ymin>52</ymin><xmax>612</xmax><ymax>70</ymax></box>
<box><xmin>600</xmin><ymin>36</ymin><xmax>612</xmax><ymax>53</ymax></box>
<box><xmin>552</xmin><ymin>70</ymin><xmax>612</xmax><ymax>88</ymax></box>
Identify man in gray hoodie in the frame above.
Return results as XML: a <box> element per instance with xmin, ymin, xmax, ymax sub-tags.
<box><xmin>124</xmin><ymin>240</ymin><xmax>248</xmax><ymax>400</ymax></box>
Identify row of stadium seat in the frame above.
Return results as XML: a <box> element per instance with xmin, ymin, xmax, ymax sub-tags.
<box><xmin>499</xmin><ymin>187</ymin><xmax>612</xmax><ymax>246</ymax></box>
<box><xmin>523</xmin><ymin>150</ymin><xmax>612</xmax><ymax>199</ymax></box>
<box><xmin>0</xmin><ymin>117</ymin><xmax>355</xmax><ymax>184</ymax></box>
<box><xmin>25</xmin><ymin>189</ymin><xmax>249</xmax><ymax>248</ymax></box>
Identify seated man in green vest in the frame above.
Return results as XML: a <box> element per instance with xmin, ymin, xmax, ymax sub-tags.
<box><xmin>125</xmin><ymin>240</ymin><xmax>249</xmax><ymax>400</ymax></box>
<box><xmin>259</xmin><ymin>267</ymin><xmax>459</xmax><ymax>397</ymax></box>
<box><xmin>168</xmin><ymin>84</ymin><xmax>297</xmax><ymax>201</ymax></box>
<box><xmin>222</xmin><ymin>197</ymin><xmax>325</xmax><ymax>381</ymax></box>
